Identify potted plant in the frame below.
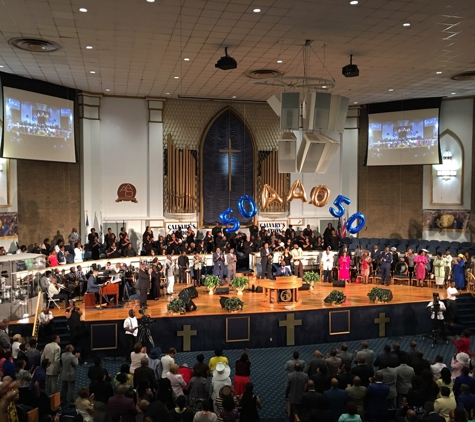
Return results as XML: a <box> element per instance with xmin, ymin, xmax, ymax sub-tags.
<box><xmin>167</xmin><ymin>298</ymin><xmax>185</xmax><ymax>314</ymax></box>
<box><xmin>224</xmin><ymin>297</ymin><xmax>244</xmax><ymax>312</ymax></box>
<box><xmin>231</xmin><ymin>276</ymin><xmax>249</xmax><ymax>295</ymax></box>
<box><xmin>367</xmin><ymin>287</ymin><xmax>393</xmax><ymax>303</ymax></box>
<box><xmin>204</xmin><ymin>275</ymin><xmax>221</xmax><ymax>295</ymax></box>
<box><xmin>323</xmin><ymin>290</ymin><xmax>346</xmax><ymax>306</ymax></box>
<box><xmin>302</xmin><ymin>271</ymin><xmax>320</xmax><ymax>290</ymax></box>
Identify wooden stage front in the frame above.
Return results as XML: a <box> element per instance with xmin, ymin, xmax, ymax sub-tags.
<box><xmin>53</xmin><ymin>282</ymin><xmax>439</xmax><ymax>321</ymax></box>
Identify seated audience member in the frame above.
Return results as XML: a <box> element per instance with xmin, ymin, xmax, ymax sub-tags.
<box><xmin>48</xmin><ymin>277</ymin><xmax>70</xmax><ymax>306</ymax></box>
<box><xmin>434</xmin><ymin>387</ymin><xmax>456</xmax><ymax>422</ymax></box>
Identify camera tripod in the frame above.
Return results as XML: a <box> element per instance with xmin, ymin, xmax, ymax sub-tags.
<box><xmin>137</xmin><ymin>322</ymin><xmax>155</xmax><ymax>347</ymax></box>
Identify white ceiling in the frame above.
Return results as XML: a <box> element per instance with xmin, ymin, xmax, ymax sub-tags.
<box><xmin>1</xmin><ymin>0</ymin><xmax>475</xmax><ymax>104</ymax></box>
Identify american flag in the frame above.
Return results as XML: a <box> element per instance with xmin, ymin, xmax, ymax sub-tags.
<box><xmin>337</xmin><ymin>217</ymin><xmax>347</xmax><ymax>238</ymax></box>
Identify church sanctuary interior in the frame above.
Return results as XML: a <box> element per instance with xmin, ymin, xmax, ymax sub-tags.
<box><xmin>2</xmin><ymin>0</ymin><xmax>475</xmax><ymax>421</ymax></box>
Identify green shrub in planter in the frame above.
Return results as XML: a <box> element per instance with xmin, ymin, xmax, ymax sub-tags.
<box><xmin>367</xmin><ymin>287</ymin><xmax>393</xmax><ymax>303</ymax></box>
<box><xmin>323</xmin><ymin>290</ymin><xmax>346</xmax><ymax>305</ymax></box>
<box><xmin>224</xmin><ymin>297</ymin><xmax>244</xmax><ymax>312</ymax></box>
<box><xmin>204</xmin><ymin>275</ymin><xmax>221</xmax><ymax>290</ymax></box>
<box><xmin>302</xmin><ymin>271</ymin><xmax>320</xmax><ymax>284</ymax></box>
<box><xmin>167</xmin><ymin>298</ymin><xmax>185</xmax><ymax>314</ymax></box>
<box><xmin>231</xmin><ymin>276</ymin><xmax>249</xmax><ymax>290</ymax></box>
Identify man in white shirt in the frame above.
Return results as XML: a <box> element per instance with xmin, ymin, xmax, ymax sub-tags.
<box><xmin>430</xmin><ymin>355</ymin><xmax>447</xmax><ymax>379</ymax></box>
<box><xmin>446</xmin><ymin>280</ymin><xmax>459</xmax><ymax>325</ymax></box>
<box><xmin>444</xmin><ymin>251</ymin><xmax>453</xmax><ymax>281</ymax></box>
<box><xmin>39</xmin><ymin>307</ymin><xmax>54</xmax><ymax>342</ymax></box>
<box><xmin>160</xmin><ymin>347</ymin><xmax>176</xmax><ymax>378</ymax></box>
<box><xmin>291</xmin><ymin>243</ymin><xmax>304</xmax><ymax>278</ymax></box>
<box><xmin>123</xmin><ymin>309</ymin><xmax>138</xmax><ymax>362</ymax></box>
<box><xmin>162</xmin><ymin>255</ymin><xmax>175</xmax><ymax>295</ymax></box>
<box><xmin>322</xmin><ymin>247</ymin><xmax>335</xmax><ymax>283</ymax></box>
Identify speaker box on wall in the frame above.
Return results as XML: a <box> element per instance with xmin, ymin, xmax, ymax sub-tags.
<box><xmin>281</xmin><ymin>92</ymin><xmax>300</xmax><ymax>130</ymax></box>
<box><xmin>305</xmin><ymin>92</ymin><xmax>350</xmax><ymax>133</ymax></box>
<box><xmin>332</xmin><ymin>279</ymin><xmax>346</xmax><ymax>287</ymax></box>
<box><xmin>278</xmin><ymin>132</ymin><xmax>297</xmax><ymax>173</ymax></box>
<box><xmin>215</xmin><ymin>287</ymin><xmax>230</xmax><ymax>295</ymax></box>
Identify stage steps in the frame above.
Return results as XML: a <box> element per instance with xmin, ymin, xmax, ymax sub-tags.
<box><xmin>453</xmin><ymin>293</ymin><xmax>475</xmax><ymax>331</ymax></box>
<box><xmin>38</xmin><ymin>316</ymin><xmax>70</xmax><ymax>349</ymax></box>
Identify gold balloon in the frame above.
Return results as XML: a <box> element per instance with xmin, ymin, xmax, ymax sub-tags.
<box><xmin>286</xmin><ymin>179</ymin><xmax>308</xmax><ymax>203</ymax></box>
<box><xmin>261</xmin><ymin>184</ymin><xmax>284</xmax><ymax>210</ymax></box>
<box><xmin>437</xmin><ymin>214</ymin><xmax>455</xmax><ymax>229</ymax></box>
<box><xmin>309</xmin><ymin>185</ymin><xmax>330</xmax><ymax>207</ymax></box>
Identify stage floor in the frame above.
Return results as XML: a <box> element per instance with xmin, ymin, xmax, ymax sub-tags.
<box><xmin>49</xmin><ymin>282</ymin><xmax>441</xmax><ymax>322</ymax></box>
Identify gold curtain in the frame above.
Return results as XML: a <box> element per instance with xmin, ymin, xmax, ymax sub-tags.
<box><xmin>167</xmin><ymin>134</ymin><xmax>196</xmax><ymax>213</ymax></box>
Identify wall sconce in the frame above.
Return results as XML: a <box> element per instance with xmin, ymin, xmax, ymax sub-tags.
<box><xmin>437</xmin><ymin>150</ymin><xmax>456</xmax><ymax>181</ymax></box>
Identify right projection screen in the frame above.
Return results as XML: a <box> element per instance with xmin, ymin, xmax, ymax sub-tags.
<box><xmin>367</xmin><ymin>107</ymin><xmax>441</xmax><ymax>166</ymax></box>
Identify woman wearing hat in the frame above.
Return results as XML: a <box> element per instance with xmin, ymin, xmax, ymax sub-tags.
<box><xmin>450</xmin><ymin>352</ymin><xmax>470</xmax><ymax>379</ymax></box>
<box><xmin>414</xmin><ymin>250</ymin><xmax>428</xmax><ymax>287</ymax></box>
<box><xmin>453</xmin><ymin>254</ymin><xmax>466</xmax><ymax>290</ymax></box>
<box><xmin>214</xmin><ymin>385</ymin><xmax>238</xmax><ymax>422</ymax></box>
<box><xmin>211</xmin><ymin>363</ymin><xmax>231</xmax><ymax>402</ymax></box>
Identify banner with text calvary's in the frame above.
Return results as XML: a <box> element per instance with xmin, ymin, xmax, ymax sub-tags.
<box><xmin>258</xmin><ymin>221</ymin><xmax>287</xmax><ymax>235</ymax></box>
<box><xmin>165</xmin><ymin>222</ymin><xmax>198</xmax><ymax>233</ymax></box>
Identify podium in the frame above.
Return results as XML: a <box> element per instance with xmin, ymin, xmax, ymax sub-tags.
<box><xmin>259</xmin><ymin>276</ymin><xmax>303</xmax><ymax>309</ymax></box>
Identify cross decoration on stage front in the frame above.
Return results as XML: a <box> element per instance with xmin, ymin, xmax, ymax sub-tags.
<box><xmin>219</xmin><ymin>139</ymin><xmax>241</xmax><ymax>192</ymax></box>
<box><xmin>177</xmin><ymin>324</ymin><xmax>197</xmax><ymax>352</ymax></box>
<box><xmin>374</xmin><ymin>312</ymin><xmax>390</xmax><ymax>337</ymax></box>
<box><xmin>279</xmin><ymin>313</ymin><xmax>302</xmax><ymax>346</ymax></box>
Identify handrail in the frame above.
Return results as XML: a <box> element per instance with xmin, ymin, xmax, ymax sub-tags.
<box><xmin>31</xmin><ymin>287</ymin><xmax>43</xmax><ymax>339</ymax></box>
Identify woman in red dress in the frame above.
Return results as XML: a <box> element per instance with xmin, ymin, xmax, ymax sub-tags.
<box><xmin>339</xmin><ymin>251</ymin><xmax>351</xmax><ymax>284</ymax></box>
<box><xmin>233</xmin><ymin>351</ymin><xmax>251</xmax><ymax>396</ymax></box>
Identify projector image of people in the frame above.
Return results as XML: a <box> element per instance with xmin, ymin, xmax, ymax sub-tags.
<box><xmin>5</xmin><ymin>101</ymin><xmax>73</xmax><ymax>140</ymax></box>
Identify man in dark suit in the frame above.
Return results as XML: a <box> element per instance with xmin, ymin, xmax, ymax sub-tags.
<box><xmin>412</xmin><ymin>351</ymin><xmax>431</xmax><ymax>376</ymax></box>
<box><xmin>304</xmin><ymin>350</ymin><xmax>326</xmax><ymax>376</ymax></box>
<box><xmin>374</xmin><ymin>345</ymin><xmax>399</xmax><ymax>370</ymax></box>
<box><xmin>301</xmin><ymin>380</ymin><xmax>325</xmax><ymax>420</ymax></box>
<box><xmin>323</xmin><ymin>378</ymin><xmax>348</xmax><ymax>421</ymax></box>
<box><xmin>133</xmin><ymin>357</ymin><xmax>158</xmax><ymax>390</ymax></box>
<box><xmin>285</xmin><ymin>362</ymin><xmax>308</xmax><ymax>420</ymax></box>
<box><xmin>391</xmin><ymin>343</ymin><xmax>407</xmax><ymax>366</ymax></box>
<box><xmin>371</xmin><ymin>245</ymin><xmax>381</xmax><ymax>275</ymax></box>
<box><xmin>137</xmin><ymin>262</ymin><xmax>152</xmax><ymax>308</ymax></box>
<box><xmin>177</xmin><ymin>250</ymin><xmax>189</xmax><ymax>284</ymax></box>
<box><xmin>365</xmin><ymin>373</ymin><xmax>390</xmax><ymax>422</ymax></box>
<box><xmin>260</xmin><ymin>242</ymin><xmax>273</xmax><ymax>279</ymax></box>
<box><xmin>351</xmin><ymin>356</ymin><xmax>374</xmax><ymax>387</ymax></box>
<box><xmin>407</xmin><ymin>341</ymin><xmax>418</xmax><ymax>366</ymax></box>
<box><xmin>380</xmin><ymin>247</ymin><xmax>393</xmax><ymax>286</ymax></box>
<box><xmin>106</xmin><ymin>384</ymin><xmax>137</xmax><ymax>422</ymax></box>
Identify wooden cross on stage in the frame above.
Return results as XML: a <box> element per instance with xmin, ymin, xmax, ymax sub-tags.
<box><xmin>374</xmin><ymin>312</ymin><xmax>390</xmax><ymax>337</ymax></box>
<box><xmin>279</xmin><ymin>313</ymin><xmax>302</xmax><ymax>346</ymax></box>
<box><xmin>177</xmin><ymin>325</ymin><xmax>197</xmax><ymax>351</ymax></box>
<box><xmin>219</xmin><ymin>139</ymin><xmax>241</xmax><ymax>191</ymax></box>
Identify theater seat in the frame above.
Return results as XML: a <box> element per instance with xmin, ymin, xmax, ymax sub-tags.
<box><xmin>359</xmin><ymin>237</ymin><xmax>369</xmax><ymax>245</ymax></box>
<box><xmin>380</xmin><ymin>238</ymin><xmax>389</xmax><ymax>246</ymax></box>
<box><xmin>389</xmin><ymin>238</ymin><xmax>400</xmax><ymax>245</ymax></box>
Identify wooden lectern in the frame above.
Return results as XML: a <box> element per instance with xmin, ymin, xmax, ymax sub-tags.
<box><xmin>259</xmin><ymin>276</ymin><xmax>302</xmax><ymax>309</ymax></box>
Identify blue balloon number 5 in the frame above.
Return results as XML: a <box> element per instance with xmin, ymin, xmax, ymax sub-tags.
<box><xmin>329</xmin><ymin>195</ymin><xmax>366</xmax><ymax>234</ymax></box>
<box><xmin>219</xmin><ymin>196</ymin><xmax>258</xmax><ymax>233</ymax></box>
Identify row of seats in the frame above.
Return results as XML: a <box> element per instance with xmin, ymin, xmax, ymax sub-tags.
<box><xmin>340</xmin><ymin>237</ymin><xmax>475</xmax><ymax>256</ymax></box>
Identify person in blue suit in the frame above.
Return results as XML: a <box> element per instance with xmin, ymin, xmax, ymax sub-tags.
<box><xmin>365</xmin><ymin>372</ymin><xmax>389</xmax><ymax>422</ymax></box>
<box><xmin>380</xmin><ymin>247</ymin><xmax>393</xmax><ymax>286</ymax></box>
<box><xmin>213</xmin><ymin>247</ymin><xmax>225</xmax><ymax>283</ymax></box>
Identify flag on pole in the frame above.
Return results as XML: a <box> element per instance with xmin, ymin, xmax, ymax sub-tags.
<box><xmin>337</xmin><ymin>217</ymin><xmax>347</xmax><ymax>238</ymax></box>
<box><xmin>99</xmin><ymin>211</ymin><xmax>103</xmax><ymax>243</ymax></box>
<box><xmin>85</xmin><ymin>212</ymin><xmax>89</xmax><ymax>228</ymax></box>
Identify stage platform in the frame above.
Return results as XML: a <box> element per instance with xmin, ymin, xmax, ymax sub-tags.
<box><xmin>10</xmin><ymin>282</ymin><xmax>444</xmax><ymax>356</ymax></box>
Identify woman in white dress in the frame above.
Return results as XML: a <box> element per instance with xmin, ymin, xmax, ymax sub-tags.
<box><xmin>74</xmin><ymin>242</ymin><xmax>84</xmax><ymax>263</ymax></box>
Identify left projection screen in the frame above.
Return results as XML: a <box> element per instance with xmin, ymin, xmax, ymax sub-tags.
<box><xmin>2</xmin><ymin>86</ymin><xmax>76</xmax><ymax>163</ymax></box>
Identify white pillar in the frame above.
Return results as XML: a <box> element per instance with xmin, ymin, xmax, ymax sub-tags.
<box><xmin>147</xmin><ymin>99</ymin><xmax>164</xmax><ymax>219</ymax></box>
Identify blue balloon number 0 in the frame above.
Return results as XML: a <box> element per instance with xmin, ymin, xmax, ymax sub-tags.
<box><xmin>219</xmin><ymin>196</ymin><xmax>257</xmax><ymax>233</ymax></box>
<box><xmin>329</xmin><ymin>195</ymin><xmax>366</xmax><ymax>234</ymax></box>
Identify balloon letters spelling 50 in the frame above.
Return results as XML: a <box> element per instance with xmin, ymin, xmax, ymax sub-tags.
<box><xmin>219</xmin><ymin>195</ymin><xmax>258</xmax><ymax>233</ymax></box>
<box><xmin>329</xmin><ymin>195</ymin><xmax>366</xmax><ymax>234</ymax></box>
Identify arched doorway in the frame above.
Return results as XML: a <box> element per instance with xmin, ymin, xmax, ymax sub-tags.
<box><xmin>200</xmin><ymin>107</ymin><xmax>256</xmax><ymax>227</ymax></box>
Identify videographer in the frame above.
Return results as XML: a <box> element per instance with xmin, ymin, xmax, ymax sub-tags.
<box><xmin>124</xmin><ymin>309</ymin><xmax>138</xmax><ymax>361</ymax></box>
<box><xmin>66</xmin><ymin>302</ymin><xmax>86</xmax><ymax>363</ymax></box>
<box><xmin>427</xmin><ymin>292</ymin><xmax>447</xmax><ymax>341</ymax></box>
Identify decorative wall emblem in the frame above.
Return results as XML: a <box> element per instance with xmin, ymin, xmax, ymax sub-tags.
<box><xmin>116</xmin><ymin>183</ymin><xmax>138</xmax><ymax>203</ymax></box>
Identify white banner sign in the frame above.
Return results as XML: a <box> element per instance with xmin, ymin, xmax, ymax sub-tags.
<box><xmin>165</xmin><ymin>222</ymin><xmax>198</xmax><ymax>233</ymax></box>
<box><xmin>258</xmin><ymin>221</ymin><xmax>287</xmax><ymax>234</ymax></box>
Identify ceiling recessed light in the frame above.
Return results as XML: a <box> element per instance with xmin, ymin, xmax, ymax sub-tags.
<box><xmin>436</xmin><ymin>71</ymin><xmax>442</xmax><ymax>74</ymax></box>
<box><xmin>90</xmin><ymin>71</ymin><xmax>95</xmax><ymax>74</ymax></box>
<box><xmin>253</xmin><ymin>8</ymin><xmax>261</xmax><ymax>13</ymax></box>
<box><xmin>277</xmin><ymin>60</ymin><xmax>283</xmax><ymax>63</ymax></box>
<box><xmin>232</xmin><ymin>96</ymin><xmax>236</xmax><ymax>99</ymax></box>
<box><xmin>174</xmin><ymin>76</ymin><xmax>179</xmax><ymax>79</ymax></box>
<box><xmin>389</xmin><ymin>88</ymin><xmax>394</xmax><ymax>91</ymax></box>
<box><xmin>105</xmin><ymin>89</ymin><xmax>110</xmax><ymax>92</ymax></box>
<box><xmin>86</xmin><ymin>45</ymin><xmax>93</xmax><ymax>49</ymax></box>
<box><xmin>184</xmin><ymin>57</ymin><xmax>190</xmax><ymax>61</ymax></box>
<box><xmin>451</xmin><ymin>92</ymin><xmax>456</xmax><ymax>95</ymax></box>
<box><xmin>166</xmin><ymin>92</ymin><xmax>170</xmax><ymax>95</ymax></box>
<box><xmin>0</xmin><ymin>65</ymin><xmax>3</xmax><ymax>68</ymax></box>
<box><xmin>322</xmin><ymin>86</ymin><xmax>327</xmax><ymax>89</ymax></box>
<box><xmin>79</xmin><ymin>8</ymin><xmax>87</xmax><ymax>12</ymax></box>
<box><xmin>354</xmin><ymin>101</ymin><xmax>358</xmax><ymax>104</ymax></box>
<box><xmin>350</xmin><ymin>0</ymin><xmax>358</xmax><ymax>4</ymax></box>
<box><xmin>403</xmin><ymin>22</ymin><xmax>411</xmax><ymax>27</ymax></box>
<box><xmin>146</xmin><ymin>0</ymin><xmax>155</xmax><ymax>2</ymax></box>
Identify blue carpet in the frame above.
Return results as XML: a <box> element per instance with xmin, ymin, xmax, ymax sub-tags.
<box><xmin>73</xmin><ymin>333</ymin><xmax>465</xmax><ymax>420</ymax></box>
